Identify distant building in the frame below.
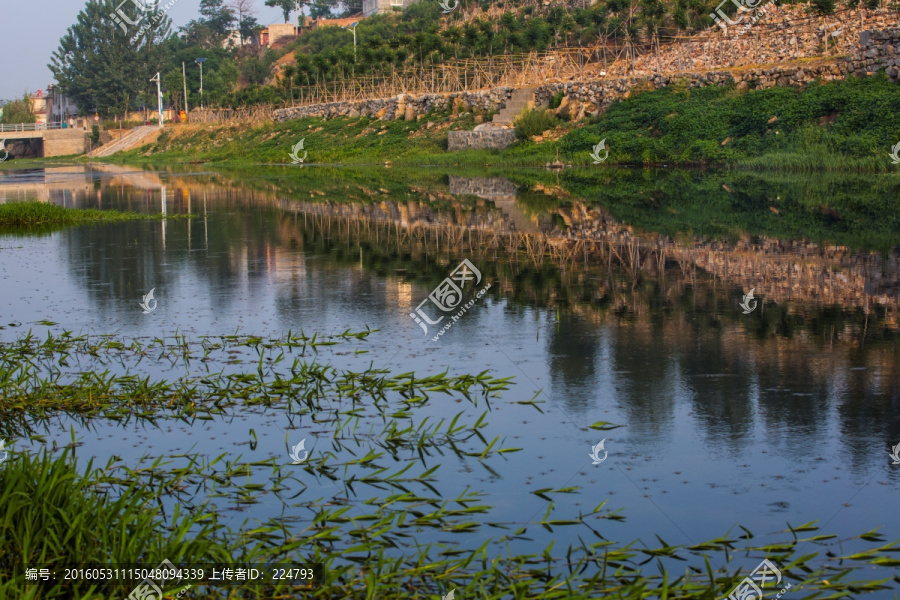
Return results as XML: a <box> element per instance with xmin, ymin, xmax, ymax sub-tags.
<box><xmin>1</xmin><ymin>87</ymin><xmax>77</xmax><ymax>126</ymax></box>
<box><xmin>303</xmin><ymin>16</ymin><xmax>365</xmax><ymax>31</ymax></box>
<box><xmin>260</xmin><ymin>23</ymin><xmax>299</xmax><ymax>47</ymax></box>
<box><xmin>362</xmin><ymin>0</ymin><xmax>419</xmax><ymax>17</ymax></box>
<box><xmin>30</xmin><ymin>89</ymin><xmax>49</xmax><ymax>124</ymax></box>
<box><xmin>47</xmin><ymin>85</ymin><xmax>78</xmax><ymax>123</ymax></box>
<box><xmin>223</xmin><ymin>29</ymin><xmax>261</xmax><ymax>49</ymax></box>
<box><xmin>223</xmin><ymin>30</ymin><xmax>242</xmax><ymax>48</ymax></box>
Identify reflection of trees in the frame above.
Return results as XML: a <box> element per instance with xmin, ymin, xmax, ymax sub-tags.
<box><xmin>45</xmin><ymin>168</ymin><xmax>900</xmax><ymax>469</ymax></box>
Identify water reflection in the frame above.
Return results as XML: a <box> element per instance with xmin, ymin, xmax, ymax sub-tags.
<box><xmin>1</xmin><ymin>165</ymin><xmax>898</xmax><ymax>494</ymax></box>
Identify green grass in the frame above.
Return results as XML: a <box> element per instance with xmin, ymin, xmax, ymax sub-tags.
<box><xmin>0</xmin><ymin>449</ymin><xmax>228</xmax><ymax>599</ymax></box>
<box><xmin>0</xmin><ymin>202</ymin><xmax>190</xmax><ymax>231</ymax></box>
<box><xmin>105</xmin><ymin>73</ymin><xmax>900</xmax><ymax>172</ymax></box>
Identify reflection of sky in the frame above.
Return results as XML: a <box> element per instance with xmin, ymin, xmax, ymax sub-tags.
<box><xmin>1</xmin><ymin>168</ymin><xmax>899</xmax><ymax>593</ymax></box>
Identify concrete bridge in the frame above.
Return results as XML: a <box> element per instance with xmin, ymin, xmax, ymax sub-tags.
<box><xmin>0</xmin><ymin>123</ymin><xmax>87</xmax><ymax>158</ymax></box>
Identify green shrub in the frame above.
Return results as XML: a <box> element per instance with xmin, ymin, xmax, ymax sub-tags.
<box><xmin>514</xmin><ymin>108</ymin><xmax>558</xmax><ymax>139</ymax></box>
<box><xmin>549</xmin><ymin>91</ymin><xmax>565</xmax><ymax>110</ymax></box>
<box><xmin>90</xmin><ymin>125</ymin><xmax>100</xmax><ymax>145</ymax></box>
<box><xmin>0</xmin><ymin>94</ymin><xmax>36</xmax><ymax>125</ymax></box>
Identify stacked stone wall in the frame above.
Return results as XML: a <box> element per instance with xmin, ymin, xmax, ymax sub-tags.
<box><xmin>273</xmin><ymin>28</ymin><xmax>900</xmax><ymax>125</ymax></box>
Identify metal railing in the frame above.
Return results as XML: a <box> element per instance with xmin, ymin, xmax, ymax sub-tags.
<box><xmin>0</xmin><ymin>122</ymin><xmax>64</xmax><ymax>133</ymax></box>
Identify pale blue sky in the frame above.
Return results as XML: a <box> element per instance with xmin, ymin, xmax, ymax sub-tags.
<box><xmin>0</xmin><ymin>0</ymin><xmax>293</xmax><ymax>101</ymax></box>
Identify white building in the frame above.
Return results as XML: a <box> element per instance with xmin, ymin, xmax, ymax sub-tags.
<box><xmin>362</xmin><ymin>0</ymin><xmax>421</xmax><ymax>17</ymax></box>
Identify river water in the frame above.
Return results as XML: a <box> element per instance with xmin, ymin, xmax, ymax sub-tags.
<box><xmin>1</xmin><ymin>164</ymin><xmax>898</xmax><ymax>596</ymax></box>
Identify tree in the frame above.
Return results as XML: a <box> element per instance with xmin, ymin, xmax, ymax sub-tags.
<box><xmin>229</xmin><ymin>0</ymin><xmax>257</xmax><ymax>45</ymax></box>
<box><xmin>0</xmin><ymin>94</ymin><xmax>37</xmax><ymax>125</ymax></box>
<box><xmin>48</xmin><ymin>0</ymin><xmax>172</xmax><ymax>116</ymax></box>
<box><xmin>181</xmin><ymin>0</ymin><xmax>236</xmax><ymax>48</ymax></box>
<box><xmin>266</xmin><ymin>0</ymin><xmax>296</xmax><ymax>24</ymax></box>
<box><xmin>309</xmin><ymin>0</ymin><xmax>338</xmax><ymax>19</ymax></box>
<box><xmin>240</xmin><ymin>15</ymin><xmax>262</xmax><ymax>45</ymax></box>
<box><xmin>811</xmin><ymin>0</ymin><xmax>836</xmax><ymax>13</ymax></box>
<box><xmin>200</xmin><ymin>0</ymin><xmax>237</xmax><ymax>33</ymax></box>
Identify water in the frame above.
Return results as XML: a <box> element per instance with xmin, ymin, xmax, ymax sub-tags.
<box><xmin>1</xmin><ymin>164</ymin><xmax>899</xmax><ymax>595</ymax></box>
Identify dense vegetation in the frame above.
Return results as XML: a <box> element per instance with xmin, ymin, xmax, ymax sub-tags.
<box><xmin>560</xmin><ymin>71</ymin><xmax>900</xmax><ymax>169</ymax></box>
<box><xmin>110</xmin><ymin>73</ymin><xmax>900</xmax><ymax>173</ymax></box>
<box><xmin>48</xmin><ymin>0</ymin><xmax>856</xmax><ymax>116</ymax></box>
<box><xmin>0</xmin><ymin>95</ymin><xmax>37</xmax><ymax>125</ymax></box>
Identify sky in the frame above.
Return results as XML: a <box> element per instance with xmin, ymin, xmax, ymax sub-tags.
<box><xmin>0</xmin><ymin>0</ymin><xmax>293</xmax><ymax>102</ymax></box>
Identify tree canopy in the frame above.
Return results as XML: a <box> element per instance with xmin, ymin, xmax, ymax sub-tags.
<box><xmin>48</xmin><ymin>0</ymin><xmax>172</xmax><ymax>116</ymax></box>
<box><xmin>266</xmin><ymin>0</ymin><xmax>297</xmax><ymax>24</ymax></box>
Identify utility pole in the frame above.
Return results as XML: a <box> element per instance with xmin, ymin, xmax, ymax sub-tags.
<box><xmin>182</xmin><ymin>62</ymin><xmax>188</xmax><ymax>116</ymax></box>
<box><xmin>195</xmin><ymin>58</ymin><xmax>207</xmax><ymax>110</ymax></box>
<box><xmin>343</xmin><ymin>22</ymin><xmax>358</xmax><ymax>62</ymax></box>
<box><xmin>149</xmin><ymin>72</ymin><xmax>164</xmax><ymax>127</ymax></box>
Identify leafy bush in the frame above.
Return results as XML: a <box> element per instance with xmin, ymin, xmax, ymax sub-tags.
<box><xmin>549</xmin><ymin>91</ymin><xmax>565</xmax><ymax>109</ymax></box>
<box><xmin>514</xmin><ymin>108</ymin><xmax>558</xmax><ymax>139</ymax></box>
<box><xmin>0</xmin><ymin>94</ymin><xmax>36</xmax><ymax>125</ymax></box>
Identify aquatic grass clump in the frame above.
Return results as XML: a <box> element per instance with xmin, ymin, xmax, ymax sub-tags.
<box><xmin>0</xmin><ymin>448</ymin><xmax>229</xmax><ymax>599</ymax></box>
<box><xmin>0</xmin><ymin>201</ymin><xmax>191</xmax><ymax>231</ymax></box>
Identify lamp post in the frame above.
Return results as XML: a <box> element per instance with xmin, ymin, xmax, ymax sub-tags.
<box><xmin>195</xmin><ymin>58</ymin><xmax>207</xmax><ymax>109</ymax></box>
<box><xmin>342</xmin><ymin>22</ymin><xmax>358</xmax><ymax>62</ymax></box>
<box><xmin>149</xmin><ymin>72</ymin><xmax>163</xmax><ymax>127</ymax></box>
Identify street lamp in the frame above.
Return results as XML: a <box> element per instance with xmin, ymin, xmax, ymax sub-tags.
<box><xmin>342</xmin><ymin>22</ymin><xmax>358</xmax><ymax>62</ymax></box>
<box><xmin>149</xmin><ymin>72</ymin><xmax>163</xmax><ymax>127</ymax></box>
<box><xmin>195</xmin><ymin>58</ymin><xmax>207</xmax><ymax>109</ymax></box>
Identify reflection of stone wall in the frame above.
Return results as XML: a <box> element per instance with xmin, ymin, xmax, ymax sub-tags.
<box><xmin>448</xmin><ymin>176</ymin><xmax>519</xmax><ymax>198</ymax></box>
<box><xmin>284</xmin><ymin>194</ymin><xmax>900</xmax><ymax>311</ymax></box>
<box><xmin>556</xmin><ymin>202</ymin><xmax>900</xmax><ymax>310</ymax></box>
<box><xmin>677</xmin><ymin>244</ymin><xmax>900</xmax><ymax>310</ymax></box>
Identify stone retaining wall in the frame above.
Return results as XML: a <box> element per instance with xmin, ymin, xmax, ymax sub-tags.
<box><xmin>273</xmin><ymin>28</ymin><xmax>900</xmax><ymax>125</ymax></box>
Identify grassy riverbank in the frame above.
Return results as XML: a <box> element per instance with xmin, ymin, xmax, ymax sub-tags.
<box><xmin>101</xmin><ymin>73</ymin><xmax>900</xmax><ymax>172</ymax></box>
